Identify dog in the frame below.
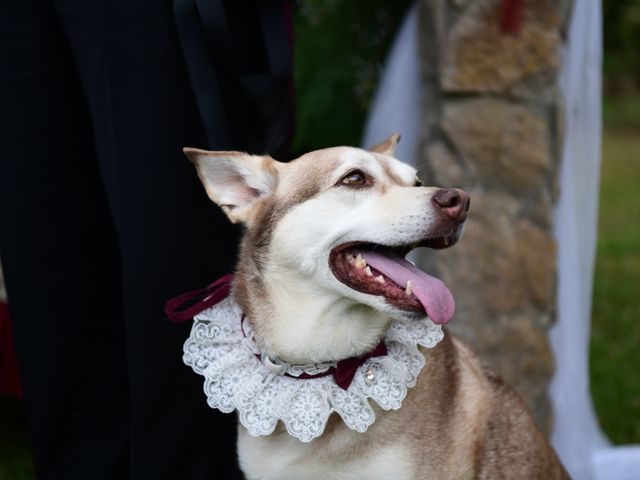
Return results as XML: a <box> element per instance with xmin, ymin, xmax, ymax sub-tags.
<box><xmin>181</xmin><ymin>133</ymin><xmax>569</xmax><ymax>480</ymax></box>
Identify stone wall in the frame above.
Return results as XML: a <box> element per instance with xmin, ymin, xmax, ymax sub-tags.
<box><xmin>417</xmin><ymin>0</ymin><xmax>571</xmax><ymax>433</ymax></box>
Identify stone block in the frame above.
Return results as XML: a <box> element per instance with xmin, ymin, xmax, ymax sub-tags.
<box><xmin>417</xmin><ymin>0</ymin><xmax>568</xmax><ymax>435</ymax></box>
<box><xmin>442</xmin><ymin>99</ymin><xmax>550</xmax><ymax>192</ymax></box>
<box><xmin>426</xmin><ymin>141</ymin><xmax>467</xmax><ymax>187</ymax></box>
<box><xmin>441</xmin><ymin>0</ymin><xmax>562</xmax><ymax>94</ymax></box>
<box><xmin>514</xmin><ymin>218</ymin><xmax>556</xmax><ymax>309</ymax></box>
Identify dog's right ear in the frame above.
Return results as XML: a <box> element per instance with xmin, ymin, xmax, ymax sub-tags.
<box><xmin>368</xmin><ymin>132</ymin><xmax>401</xmax><ymax>157</ymax></box>
<box><xmin>183</xmin><ymin>148</ymin><xmax>281</xmax><ymax>224</ymax></box>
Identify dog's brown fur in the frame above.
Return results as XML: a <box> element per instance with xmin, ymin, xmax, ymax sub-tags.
<box><xmin>235</xmin><ymin>334</ymin><xmax>568</xmax><ymax>479</ymax></box>
<box><xmin>184</xmin><ymin>136</ymin><xmax>569</xmax><ymax>479</ymax></box>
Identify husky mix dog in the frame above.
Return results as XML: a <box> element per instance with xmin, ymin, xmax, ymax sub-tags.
<box><xmin>181</xmin><ymin>134</ymin><xmax>568</xmax><ymax>480</ymax></box>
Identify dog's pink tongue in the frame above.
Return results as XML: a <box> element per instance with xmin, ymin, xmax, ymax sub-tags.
<box><xmin>356</xmin><ymin>249</ymin><xmax>455</xmax><ymax>324</ymax></box>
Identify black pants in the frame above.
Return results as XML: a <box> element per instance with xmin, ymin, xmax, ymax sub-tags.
<box><xmin>0</xmin><ymin>1</ymin><xmax>290</xmax><ymax>478</ymax></box>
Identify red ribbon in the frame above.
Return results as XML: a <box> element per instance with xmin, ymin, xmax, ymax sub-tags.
<box><xmin>332</xmin><ymin>341</ymin><xmax>388</xmax><ymax>390</ymax></box>
<box><xmin>164</xmin><ymin>275</ymin><xmax>234</xmax><ymax>322</ymax></box>
<box><xmin>166</xmin><ymin>275</ymin><xmax>390</xmax><ymax>390</ymax></box>
<box><xmin>0</xmin><ymin>302</ymin><xmax>22</xmax><ymax>398</ymax></box>
<box><xmin>501</xmin><ymin>0</ymin><xmax>523</xmax><ymax>34</ymax></box>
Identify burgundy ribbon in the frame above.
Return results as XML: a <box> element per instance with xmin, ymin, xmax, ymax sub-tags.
<box><xmin>501</xmin><ymin>0</ymin><xmax>523</xmax><ymax>34</ymax></box>
<box><xmin>164</xmin><ymin>275</ymin><xmax>234</xmax><ymax>322</ymax></box>
<box><xmin>166</xmin><ymin>275</ymin><xmax>389</xmax><ymax>390</ymax></box>
<box><xmin>331</xmin><ymin>341</ymin><xmax>388</xmax><ymax>390</ymax></box>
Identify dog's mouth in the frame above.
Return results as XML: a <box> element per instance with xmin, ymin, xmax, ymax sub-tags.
<box><xmin>328</xmin><ymin>233</ymin><xmax>460</xmax><ymax>324</ymax></box>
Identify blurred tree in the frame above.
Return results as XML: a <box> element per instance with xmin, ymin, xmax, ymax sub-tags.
<box><xmin>603</xmin><ymin>0</ymin><xmax>640</xmax><ymax>94</ymax></box>
<box><xmin>292</xmin><ymin>0</ymin><xmax>412</xmax><ymax>156</ymax></box>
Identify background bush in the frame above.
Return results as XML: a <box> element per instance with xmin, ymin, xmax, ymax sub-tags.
<box><xmin>292</xmin><ymin>0</ymin><xmax>412</xmax><ymax>156</ymax></box>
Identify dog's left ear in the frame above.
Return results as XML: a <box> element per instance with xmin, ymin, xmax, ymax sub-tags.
<box><xmin>183</xmin><ymin>148</ymin><xmax>281</xmax><ymax>224</ymax></box>
<box><xmin>368</xmin><ymin>132</ymin><xmax>401</xmax><ymax>157</ymax></box>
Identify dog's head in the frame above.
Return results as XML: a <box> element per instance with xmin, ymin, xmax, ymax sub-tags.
<box><xmin>184</xmin><ymin>134</ymin><xmax>469</xmax><ymax>363</ymax></box>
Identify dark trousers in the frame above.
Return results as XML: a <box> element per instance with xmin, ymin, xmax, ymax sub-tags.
<box><xmin>0</xmin><ymin>0</ymin><xmax>289</xmax><ymax>478</ymax></box>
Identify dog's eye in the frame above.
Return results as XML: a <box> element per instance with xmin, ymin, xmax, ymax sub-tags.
<box><xmin>414</xmin><ymin>178</ymin><xmax>423</xmax><ymax>187</ymax></box>
<box><xmin>340</xmin><ymin>170</ymin><xmax>367</xmax><ymax>187</ymax></box>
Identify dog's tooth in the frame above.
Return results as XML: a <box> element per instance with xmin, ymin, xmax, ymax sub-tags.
<box><xmin>364</xmin><ymin>266</ymin><xmax>373</xmax><ymax>277</ymax></box>
<box><xmin>375</xmin><ymin>275</ymin><xmax>385</xmax><ymax>285</ymax></box>
<box><xmin>405</xmin><ymin>280</ymin><xmax>413</xmax><ymax>297</ymax></box>
<box><xmin>444</xmin><ymin>236</ymin><xmax>450</xmax><ymax>247</ymax></box>
<box><xmin>345</xmin><ymin>252</ymin><xmax>354</xmax><ymax>264</ymax></box>
<box><xmin>354</xmin><ymin>254</ymin><xmax>366</xmax><ymax>269</ymax></box>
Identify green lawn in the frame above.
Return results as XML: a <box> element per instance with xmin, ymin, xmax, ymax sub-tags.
<box><xmin>589</xmin><ymin>128</ymin><xmax>640</xmax><ymax>444</ymax></box>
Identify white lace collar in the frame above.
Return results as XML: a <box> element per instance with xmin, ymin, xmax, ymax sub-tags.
<box><xmin>182</xmin><ymin>296</ymin><xmax>444</xmax><ymax>442</ymax></box>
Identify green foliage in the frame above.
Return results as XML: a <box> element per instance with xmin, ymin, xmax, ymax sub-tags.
<box><xmin>0</xmin><ymin>398</ymin><xmax>34</xmax><ymax>480</ymax></box>
<box><xmin>590</xmin><ymin>129</ymin><xmax>640</xmax><ymax>444</ymax></box>
<box><xmin>603</xmin><ymin>94</ymin><xmax>640</xmax><ymax>130</ymax></box>
<box><xmin>603</xmin><ymin>0</ymin><xmax>640</xmax><ymax>93</ymax></box>
<box><xmin>292</xmin><ymin>0</ymin><xmax>413</xmax><ymax>156</ymax></box>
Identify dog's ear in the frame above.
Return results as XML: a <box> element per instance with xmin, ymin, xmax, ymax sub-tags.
<box><xmin>183</xmin><ymin>148</ymin><xmax>280</xmax><ymax>224</ymax></box>
<box><xmin>368</xmin><ymin>132</ymin><xmax>401</xmax><ymax>157</ymax></box>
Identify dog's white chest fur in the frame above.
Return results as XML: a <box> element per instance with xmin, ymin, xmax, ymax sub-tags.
<box><xmin>238</xmin><ymin>427</ymin><xmax>415</xmax><ymax>480</ymax></box>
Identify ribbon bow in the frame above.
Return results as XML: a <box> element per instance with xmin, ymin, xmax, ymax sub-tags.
<box><xmin>165</xmin><ymin>275</ymin><xmax>389</xmax><ymax>390</ymax></box>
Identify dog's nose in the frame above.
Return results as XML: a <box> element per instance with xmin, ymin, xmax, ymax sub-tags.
<box><xmin>432</xmin><ymin>188</ymin><xmax>470</xmax><ymax>222</ymax></box>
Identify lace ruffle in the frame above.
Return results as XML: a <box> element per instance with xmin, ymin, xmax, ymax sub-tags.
<box><xmin>183</xmin><ymin>297</ymin><xmax>444</xmax><ymax>442</ymax></box>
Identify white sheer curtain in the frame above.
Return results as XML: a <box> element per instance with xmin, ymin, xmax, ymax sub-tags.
<box><xmin>362</xmin><ymin>3</ymin><xmax>640</xmax><ymax>479</ymax></box>
<box><xmin>362</xmin><ymin>4</ymin><xmax>420</xmax><ymax>167</ymax></box>
<box><xmin>552</xmin><ymin>1</ymin><xmax>640</xmax><ymax>479</ymax></box>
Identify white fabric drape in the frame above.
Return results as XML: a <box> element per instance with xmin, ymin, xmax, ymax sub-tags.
<box><xmin>552</xmin><ymin>1</ymin><xmax>640</xmax><ymax>479</ymax></box>
<box><xmin>362</xmin><ymin>4</ymin><xmax>420</xmax><ymax>167</ymax></box>
<box><xmin>362</xmin><ymin>3</ymin><xmax>640</xmax><ymax>479</ymax></box>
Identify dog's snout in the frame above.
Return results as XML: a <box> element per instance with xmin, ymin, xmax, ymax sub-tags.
<box><xmin>432</xmin><ymin>188</ymin><xmax>470</xmax><ymax>222</ymax></box>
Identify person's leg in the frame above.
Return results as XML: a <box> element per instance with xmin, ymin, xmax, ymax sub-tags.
<box><xmin>0</xmin><ymin>1</ymin><xmax>129</xmax><ymax>479</ymax></box>
<box><xmin>54</xmin><ymin>1</ymin><xmax>244</xmax><ymax>478</ymax></box>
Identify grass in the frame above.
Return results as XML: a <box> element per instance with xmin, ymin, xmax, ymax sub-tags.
<box><xmin>0</xmin><ymin>398</ymin><xmax>35</xmax><ymax>480</ymax></box>
<box><xmin>589</xmin><ymin>127</ymin><xmax>640</xmax><ymax>444</ymax></box>
<box><xmin>603</xmin><ymin>94</ymin><xmax>640</xmax><ymax>131</ymax></box>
